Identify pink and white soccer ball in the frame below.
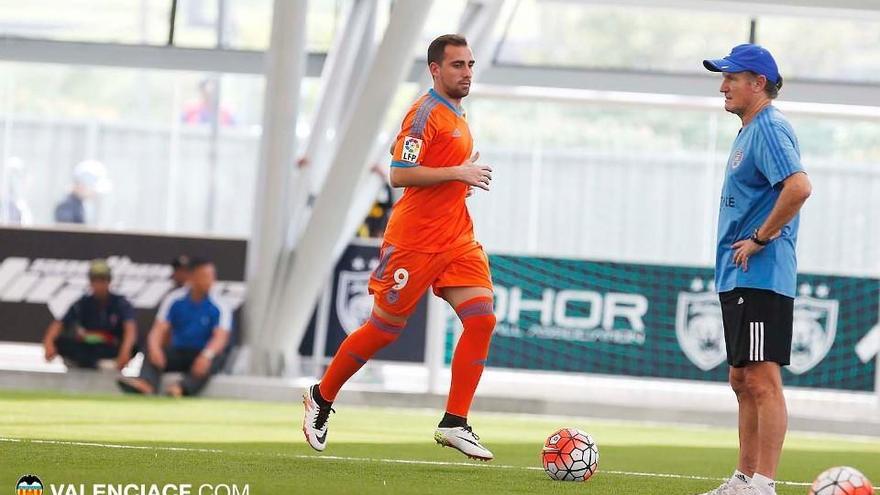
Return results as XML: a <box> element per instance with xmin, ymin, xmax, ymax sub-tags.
<box><xmin>541</xmin><ymin>428</ymin><xmax>599</xmax><ymax>482</ymax></box>
<box><xmin>809</xmin><ymin>466</ymin><xmax>874</xmax><ymax>495</ymax></box>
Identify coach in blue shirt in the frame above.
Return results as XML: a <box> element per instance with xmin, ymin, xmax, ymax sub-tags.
<box><xmin>118</xmin><ymin>258</ymin><xmax>231</xmax><ymax>397</ymax></box>
<box><xmin>696</xmin><ymin>45</ymin><xmax>812</xmax><ymax>495</ymax></box>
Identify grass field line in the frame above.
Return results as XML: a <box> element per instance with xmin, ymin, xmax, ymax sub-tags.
<box><xmin>0</xmin><ymin>437</ymin><xmax>812</xmax><ymax>487</ymax></box>
<box><xmin>292</xmin><ymin>454</ymin><xmax>811</xmax><ymax>487</ymax></box>
<box><xmin>0</xmin><ymin>437</ymin><xmax>222</xmax><ymax>453</ymax></box>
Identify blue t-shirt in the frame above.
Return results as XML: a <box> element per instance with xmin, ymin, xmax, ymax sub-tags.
<box><xmin>54</xmin><ymin>193</ymin><xmax>85</xmax><ymax>224</ymax></box>
<box><xmin>157</xmin><ymin>288</ymin><xmax>232</xmax><ymax>350</ymax></box>
<box><xmin>716</xmin><ymin>105</ymin><xmax>804</xmax><ymax>298</ymax></box>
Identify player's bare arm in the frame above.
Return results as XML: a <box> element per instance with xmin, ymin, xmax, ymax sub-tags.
<box><xmin>390</xmin><ymin>151</ymin><xmax>492</xmax><ymax>190</ymax></box>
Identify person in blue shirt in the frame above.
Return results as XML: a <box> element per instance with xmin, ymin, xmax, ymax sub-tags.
<box><xmin>118</xmin><ymin>258</ymin><xmax>231</xmax><ymax>397</ymax></box>
<box><xmin>696</xmin><ymin>45</ymin><xmax>812</xmax><ymax>495</ymax></box>
<box><xmin>42</xmin><ymin>259</ymin><xmax>137</xmax><ymax>370</ymax></box>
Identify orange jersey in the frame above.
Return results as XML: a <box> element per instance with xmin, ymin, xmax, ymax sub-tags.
<box><xmin>384</xmin><ymin>89</ymin><xmax>474</xmax><ymax>253</ymax></box>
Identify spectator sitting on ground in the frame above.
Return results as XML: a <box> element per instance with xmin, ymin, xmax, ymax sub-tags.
<box><xmin>42</xmin><ymin>259</ymin><xmax>137</xmax><ymax>370</ymax></box>
<box><xmin>118</xmin><ymin>258</ymin><xmax>231</xmax><ymax>397</ymax></box>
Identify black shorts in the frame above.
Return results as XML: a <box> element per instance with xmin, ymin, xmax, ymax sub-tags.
<box><xmin>719</xmin><ymin>288</ymin><xmax>793</xmax><ymax>368</ymax></box>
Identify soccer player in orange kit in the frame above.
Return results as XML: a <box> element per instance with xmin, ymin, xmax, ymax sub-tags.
<box><xmin>302</xmin><ymin>34</ymin><xmax>496</xmax><ymax>461</ymax></box>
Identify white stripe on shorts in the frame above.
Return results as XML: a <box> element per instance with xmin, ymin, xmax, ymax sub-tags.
<box><xmin>749</xmin><ymin>321</ymin><xmax>765</xmax><ymax>362</ymax></box>
<box><xmin>749</xmin><ymin>322</ymin><xmax>755</xmax><ymax>361</ymax></box>
<box><xmin>759</xmin><ymin>321</ymin><xmax>765</xmax><ymax>361</ymax></box>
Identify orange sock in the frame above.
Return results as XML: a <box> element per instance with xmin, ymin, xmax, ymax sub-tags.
<box><xmin>446</xmin><ymin>296</ymin><xmax>496</xmax><ymax>418</ymax></box>
<box><xmin>318</xmin><ymin>312</ymin><xmax>405</xmax><ymax>402</ymax></box>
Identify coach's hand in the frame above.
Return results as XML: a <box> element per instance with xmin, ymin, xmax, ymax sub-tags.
<box><xmin>457</xmin><ymin>152</ymin><xmax>492</xmax><ymax>191</ymax></box>
<box><xmin>191</xmin><ymin>355</ymin><xmax>212</xmax><ymax>378</ymax></box>
<box><xmin>731</xmin><ymin>238</ymin><xmax>765</xmax><ymax>272</ymax></box>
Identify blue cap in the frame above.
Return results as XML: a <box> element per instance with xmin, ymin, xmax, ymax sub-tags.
<box><xmin>703</xmin><ymin>44</ymin><xmax>780</xmax><ymax>84</ymax></box>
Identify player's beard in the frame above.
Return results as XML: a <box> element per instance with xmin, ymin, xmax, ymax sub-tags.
<box><xmin>443</xmin><ymin>80</ymin><xmax>470</xmax><ymax>100</ymax></box>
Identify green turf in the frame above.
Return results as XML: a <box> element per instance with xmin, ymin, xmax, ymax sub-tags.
<box><xmin>1</xmin><ymin>390</ymin><xmax>877</xmax><ymax>494</ymax></box>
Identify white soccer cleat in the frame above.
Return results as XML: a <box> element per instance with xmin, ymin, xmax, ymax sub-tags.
<box><xmin>697</xmin><ymin>481</ymin><xmax>743</xmax><ymax>495</ymax></box>
<box><xmin>734</xmin><ymin>486</ymin><xmax>765</xmax><ymax>495</ymax></box>
<box><xmin>698</xmin><ymin>472</ymin><xmax>753</xmax><ymax>495</ymax></box>
<box><xmin>434</xmin><ymin>426</ymin><xmax>494</xmax><ymax>461</ymax></box>
<box><xmin>302</xmin><ymin>385</ymin><xmax>334</xmax><ymax>452</ymax></box>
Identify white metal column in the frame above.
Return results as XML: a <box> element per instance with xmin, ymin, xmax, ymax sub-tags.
<box><xmin>286</xmin><ymin>0</ymin><xmax>378</xmax><ymax>246</ymax></box>
<box><xmin>254</xmin><ymin>0</ymin><xmax>377</xmax><ymax>348</ymax></box>
<box><xmin>262</xmin><ymin>0</ymin><xmax>434</xmax><ymax>375</ymax></box>
<box><xmin>244</xmin><ymin>0</ymin><xmax>308</xmax><ymax>374</ymax></box>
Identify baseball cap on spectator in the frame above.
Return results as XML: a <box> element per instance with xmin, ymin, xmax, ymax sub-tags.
<box><xmin>171</xmin><ymin>255</ymin><xmax>191</xmax><ymax>270</ymax></box>
<box><xmin>73</xmin><ymin>160</ymin><xmax>113</xmax><ymax>194</ymax></box>
<box><xmin>88</xmin><ymin>259</ymin><xmax>112</xmax><ymax>280</ymax></box>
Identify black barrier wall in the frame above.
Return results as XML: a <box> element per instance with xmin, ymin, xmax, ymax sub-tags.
<box><xmin>0</xmin><ymin>227</ymin><xmax>247</xmax><ymax>344</ymax></box>
<box><xmin>0</xmin><ymin>228</ymin><xmax>428</xmax><ymax>364</ymax></box>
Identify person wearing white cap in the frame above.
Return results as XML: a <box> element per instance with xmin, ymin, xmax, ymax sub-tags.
<box><xmin>54</xmin><ymin>159</ymin><xmax>112</xmax><ymax>224</ymax></box>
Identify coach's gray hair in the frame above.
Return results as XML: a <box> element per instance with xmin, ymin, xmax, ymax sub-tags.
<box><xmin>749</xmin><ymin>71</ymin><xmax>783</xmax><ymax>99</ymax></box>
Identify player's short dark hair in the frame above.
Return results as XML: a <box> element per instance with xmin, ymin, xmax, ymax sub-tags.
<box><xmin>188</xmin><ymin>257</ymin><xmax>213</xmax><ymax>270</ymax></box>
<box><xmin>747</xmin><ymin>71</ymin><xmax>782</xmax><ymax>100</ymax></box>
<box><xmin>427</xmin><ymin>34</ymin><xmax>468</xmax><ymax>66</ymax></box>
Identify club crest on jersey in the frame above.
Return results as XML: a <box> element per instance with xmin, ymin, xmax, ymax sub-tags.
<box><xmin>676</xmin><ymin>279</ymin><xmax>726</xmax><ymax>371</ymax></box>
<box><xmin>789</xmin><ymin>284</ymin><xmax>838</xmax><ymax>375</ymax></box>
<box><xmin>336</xmin><ymin>264</ymin><xmax>373</xmax><ymax>335</ymax></box>
<box><xmin>386</xmin><ymin>290</ymin><xmax>400</xmax><ymax>305</ymax></box>
<box><xmin>731</xmin><ymin>149</ymin><xmax>744</xmax><ymax>169</ymax></box>
<box><xmin>401</xmin><ymin>136</ymin><xmax>423</xmax><ymax>163</ymax></box>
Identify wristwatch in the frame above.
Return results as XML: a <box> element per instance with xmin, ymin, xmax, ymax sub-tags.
<box><xmin>750</xmin><ymin>228</ymin><xmax>770</xmax><ymax>246</ymax></box>
<box><xmin>201</xmin><ymin>349</ymin><xmax>217</xmax><ymax>360</ymax></box>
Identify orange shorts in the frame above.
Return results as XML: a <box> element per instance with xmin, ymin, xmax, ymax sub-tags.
<box><xmin>368</xmin><ymin>241</ymin><xmax>493</xmax><ymax>317</ymax></box>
